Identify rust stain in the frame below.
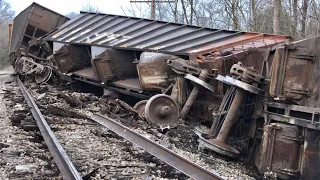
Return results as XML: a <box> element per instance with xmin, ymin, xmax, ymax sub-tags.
<box><xmin>193</xmin><ymin>34</ymin><xmax>288</xmax><ymax>61</ymax></box>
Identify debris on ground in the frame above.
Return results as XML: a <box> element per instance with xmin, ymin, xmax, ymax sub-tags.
<box><xmin>23</xmin><ymin>78</ymin><xmax>259</xmax><ymax>179</ymax></box>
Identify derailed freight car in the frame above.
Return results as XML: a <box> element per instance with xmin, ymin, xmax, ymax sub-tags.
<box><xmin>10</xmin><ymin>3</ymin><xmax>320</xmax><ymax>179</ymax></box>
<box><xmin>9</xmin><ymin>2</ymin><xmax>69</xmax><ymax>83</ymax></box>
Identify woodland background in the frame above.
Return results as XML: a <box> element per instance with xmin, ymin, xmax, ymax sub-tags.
<box><xmin>1</xmin><ymin>0</ymin><xmax>320</xmax><ymax>65</ymax></box>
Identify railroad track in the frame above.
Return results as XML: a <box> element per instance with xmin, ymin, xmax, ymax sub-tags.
<box><xmin>17</xmin><ymin>77</ymin><xmax>82</xmax><ymax>180</ymax></box>
<box><xmin>17</xmin><ymin>77</ymin><xmax>225</xmax><ymax>180</ymax></box>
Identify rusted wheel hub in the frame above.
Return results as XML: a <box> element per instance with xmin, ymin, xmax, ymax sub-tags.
<box><xmin>35</xmin><ymin>66</ymin><xmax>52</xmax><ymax>84</ymax></box>
<box><xmin>145</xmin><ymin>94</ymin><xmax>179</xmax><ymax>125</ymax></box>
<box><xmin>133</xmin><ymin>100</ymin><xmax>148</xmax><ymax>117</ymax></box>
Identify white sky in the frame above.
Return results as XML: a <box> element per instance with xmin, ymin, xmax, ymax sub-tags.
<box><xmin>10</xmin><ymin>0</ymin><xmax>140</xmax><ymax>17</ymax></box>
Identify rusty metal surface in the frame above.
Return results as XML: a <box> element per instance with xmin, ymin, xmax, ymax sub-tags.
<box><xmin>168</xmin><ymin>59</ymin><xmax>200</xmax><ymax>75</ymax></box>
<box><xmin>199</xmin><ymin>137</ymin><xmax>240</xmax><ymax>158</ymax></box>
<box><xmin>203</xmin><ymin>89</ymin><xmax>245</xmax><ymax>158</ymax></box>
<box><xmin>112</xmin><ymin>78</ymin><xmax>142</xmax><ymax>92</ymax></box>
<box><xmin>137</xmin><ymin>52</ymin><xmax>176</xmax><ymax>90</ymax></box>
<box><xmin>91</xmin><ymin>113</ymin><xmax>223</xmax><ymax>180</ymax></box>
<box><xmin>264</xmin><ymin>102</ymin><xmax>320</xmax><ymax>130</ymax></box>
<box><xmin>195</xmin><ymin>33</ymin><xmax>288</xmax><ymax>60</ymax></box>
<box><xmin>53</xmin><ymin>44</ymin><xmax>91</xmax><ymax>73</ymax></box>
<box><xmin>229</xmin><ymin>62</ymin><xmax>265</xmax><ymax>84</ymax></box>
<box><xmin>170</xmin><ymin>77</ymin><xmax>187</xmax><ymax>108</ymax></box>
<box><xmin>199</xmin><ymin>50</ymin><xmax>267</xmax><ymax>97</ymax></box>
<box><xmin>10</xmin><ymin>2</ymin><xmax>69</xmax><ymax>56</ymax></box>
<box><xmin>91</xmin><ymin>48</ymin><xmax>138</xmax><ymax>82</ymax></box>
<box><xmin>216</xmin><ymin>75</ymin><xmax>263</xmax><ymax>95</ymax></box>
<box><xmin>205</xmin><ymin>62</ymin><xmax>266</xmax><ymax>157</ymax></box>
<box><xmin>72</xmin><ymin>67</ymin><xmax>98</xmax><ymax>81</ymax></box>
<box><xmin>300</xmin><ymin>128</ymin><xmax>320</xmax><ymax>179</ymax></box>
<box><xmin>270</xmin><ymin>37</ymin><xmax>320</xmax><ymax>106</ymax></box>
<box><xmin>184</xmin><ymin>74</ymin><xmax>214</xmax><ymax>92</ymax></box>
<box><xmin>145</xmin><ymin>94</ymin><xmax>179</xmax><ymax>125</ymax></box>
<box><xmin>44</xmin><ymin>12</ymin><xmax>288</xmax><ymax>59</ymax></box>
<box><xmin>179</xmin><ymin>71</ymin><xmax>211</xmax><ymax>120</ymax></box>
<box><xmin>133</xmin><ymin>100</ymin><xmax>148</xmax><ymax>116</ymax></box>
<box><xmin>257</xmin><ymin>123</ymin><xmax>301</xmax><ymax>179</ymax></box>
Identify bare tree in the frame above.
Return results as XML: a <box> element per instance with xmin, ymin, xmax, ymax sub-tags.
<box><xmin>65</xmin><ymin>12</ymin><xmax>78</xmax><ymax>18</ymax></box>
<box><xmin>0</xmin><ymin>0</ymin><xmax>14</xmax><ymax>66</ymax></box>
<box><xmin>81</xmin><ymin>2</ymin><xmax>102</xmax><ymax>13</ymax></box>
<box><xmin>181</xmin><ymin>0</ymin><xmax>189</xmax><ymax>24</ymax></box>
<box><xmin>292</xmin><ymin>0</ymin><xmax>298</xmax><ymax>37</ymax></box>
<box><xmin>189</xmin><ymin>0</ymin><xmax>193</xmax><ymax>25</ymax></box>
<box><xmin>0</xmin><ymin>0</ymin><xmax>14</xmax><ymax>24</ymax></box>
<box><xmin>300</xmin><ymin>0</ymin><xmax>308</xmax><ymax>37</ymax></box>
<box><xmin>119</xmin><ymin>0</ymin><xmax>320</xmax><ymax>40</ymax></box>
<box><xmin>273</xmin><ymin>0</ymin><xmax>281</xmax><ymax>34</ymax></box>
<box><xmin>250</xmin><ymin>0</ymin><xmax>257</xmax><ymax>31</ymax></box>
<box><xmin>65</xmin><ymin>2</ymin><xmax>101</xmax><ymax>19</ymax></box>
<box><xmin>231</xmin><ymin>0</ymin><xmax>240</xmax><ymax>29</ymax></box>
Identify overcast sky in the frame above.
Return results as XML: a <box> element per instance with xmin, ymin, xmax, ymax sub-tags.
<box><xmin>10</xmin><ymin>0</ymin><xmax>146</xmax><ymax>17</ymax></box>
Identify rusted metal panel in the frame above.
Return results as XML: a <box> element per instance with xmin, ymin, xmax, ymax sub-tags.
<box><xmin>264</xmin><ymin>102</ymin><xmax>320</xmax><ymax>130</ymax></box>
<box><xmin>258</xmin><ymin>123</ymin><xmax>301</xmax><ymax>179</ymax></box>
<box><xmin>300</xmin><ymin>129</ymin><xmax>320</xmax><ymax>179</ymax></box>
<box><xmin>72</xmin><ymin>67</ymin><xmax>98</xmax><ymax>81</ymax></box>
<box><xmin>192</xmin><ymin>33</ymin><xmax>287</xmax><ymax>56</ymax></box>
<box><xmin>258</xmin><ymin>122</ymin><xmax>320</xmax><ymax>179</ymax></box>
<box><xmin>45</xmin><ymin>12</ymin><xmax>288</xmax><ymax>60</ymax></box>
<box><xmin>137</xmin><ymin>52</ymin><xmax>177</xmax><ymax>90</ymax></box>
<box><xmin>53</xmin><ymin>44</ymin><xmax>91</xmax><ymax>73</ymax></box>
<box><xmin>91</xmin><ymin>48</ymin><xmax>137</xmax><ymax>82</ymax></box>
<box><xmin>10</xmin><ymin>2</ymin><xmax>69</xmax><ymax>57</ymax></box>
<box><xmin>199</xmin><ymin>50</ymin><xmax>266</xmax><ymax>96</ymax></box>
<box><xmin>270</xmin><ymin>37</ymin><xmax>320</xmax><ymax>106</ymax></box>
<box><xmin>112</xmin><ymin>78</ymin><xmax>142</xmax><ymax>92</ymax></box>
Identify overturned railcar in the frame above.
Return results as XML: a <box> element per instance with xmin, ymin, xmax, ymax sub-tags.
<box><xmin>9</xmin><ymin>2</ymin><xmax>69</xmax><ymax>83</ymax></box>
<box><xmin>10</xmin><ymin>3</ymin><xmax>320</xmax><ymax>179</ymax></box>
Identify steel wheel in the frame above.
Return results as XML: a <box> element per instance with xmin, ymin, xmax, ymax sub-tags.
<box><xmin>145</xmin><ymin>94</ymin><xmax>179</xmax><ymax>125</ymax></box>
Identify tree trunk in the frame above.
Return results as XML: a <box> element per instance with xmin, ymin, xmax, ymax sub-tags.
<box><xmin>151</xmin><ymin>0</ymin><xmax>155</xmax><ymax>20</ymax></box>
<box><xmin>292</xmin><ymin>0</ymin><xmax>298</xmax><ymax>37</ymax></box>
<box><xmin>231</xmin><ymin>0</ymin><xmax>239</xmax><ymax>30</ymax></box>
<box><xmin>250</xmin><ymin>0</ymin><xmax>256</xmax><ymax>31</ymax></box>
<box><xmin>273</xmin><ymin>0</ymin><xmax>281</xmax><ymax>34</ymax></box>
<box><xmin>181</xmin><ymin>0</ymin><xmax>189</xmax><ymax>24</ymax></box>
<box><xmin>301</xmin><ymin>0</ymin><xmax>309</xmax><ymax>37</ymax></box>
<box><xmin>174</xmin><ymin>0</ymin><xmax>178</xmax><ymax>23</ymax></box>
<box><xmin>190</xmin><ymin>0</ymin><xmax>193</xmax><ymax>25</ymax></box>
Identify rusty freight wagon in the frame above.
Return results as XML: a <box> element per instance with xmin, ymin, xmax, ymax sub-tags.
<box><xmin>10</xmin><ymin>2</ymin><xmax>320</xmax><ymax>179</ymax></box>
<box><xmin>9</xmin><ymin>2</ymin><xmax>69</xmax><ymax>83</ymax></box>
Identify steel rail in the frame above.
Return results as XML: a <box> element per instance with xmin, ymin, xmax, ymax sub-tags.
<box><xmin>17</xmin><ymin>77</ymin><xmax>82</xmax><ymax>180</ymax></box>
<box><xmin>91</xmin><ymin>113</ymin><xmax>224</xmax><ymax>180</ymax></box>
